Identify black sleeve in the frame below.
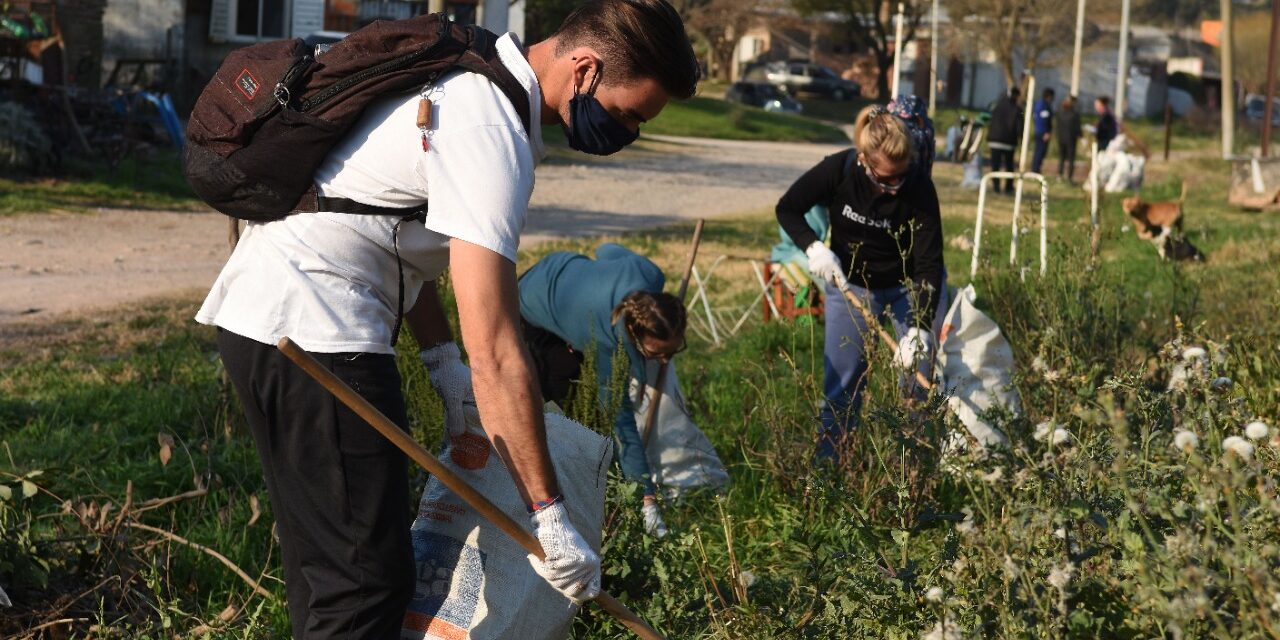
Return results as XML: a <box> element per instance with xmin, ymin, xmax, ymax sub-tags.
<box><xmin>909</xmin><ymin>179</ymin><xmax>945</xmax><ymax>329</ymax></box>
<box><xmin>776</xmin><ymin>151</ymin><xmax>849</xmax><ymax>250</ymax></box>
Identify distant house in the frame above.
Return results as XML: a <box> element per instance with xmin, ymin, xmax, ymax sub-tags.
<box><xmin>101</xmin><ymin>0</ymin><xmax>525</xmax><ymax>112</ymax></box>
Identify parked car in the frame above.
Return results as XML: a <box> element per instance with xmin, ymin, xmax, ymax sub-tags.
<box><xmin>1245</xmin><ymin>94</ymin><xmax>1280</xmax><ymax>126</ymax></box>
<box><xmin>725</xmin><ymin>81</ymin><xmax>803</xmax><ymax>114</ymax></box>
<box><xmin>763</xmin><ymin>61</ymin><xmax>859</xmax><ymax>101</ymax></box>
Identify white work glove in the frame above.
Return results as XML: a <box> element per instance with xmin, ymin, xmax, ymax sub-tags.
<box><xmin>642</xmin><ymin>502</ymin><xmax>669</xmax><ymax>539</ymax></box>
<box><xmin>804</xmin><ymin>241</ymin><xmax>844</xmax><ymax>287</ymax></box>
<box><xmin>419</xmin><ymin>342</ymin><xmax>474</xmax><ymax>438</ymax></box>
<box><xmin>895</xmin><ymin>327</ymin><xmax>934</xmax><ymax>370</ymax></box>
<box><xmin>528</xmin><ymin>502</ymin><xmax>602</xmax><ymax>604</ymax></box>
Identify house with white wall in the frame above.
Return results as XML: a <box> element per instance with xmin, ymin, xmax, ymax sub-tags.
<box><xmin>101</xmin><ymin>0</ymin><xmax>525</xmax><ymax>112</ymax></box>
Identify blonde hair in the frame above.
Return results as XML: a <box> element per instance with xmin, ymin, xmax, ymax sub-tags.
<box><xmin>611</xmin><ymin>291</ymin><xmax>686</xmax><ymax>342</ymax></box>
<box><xmin>853</xmin><ymin>105</ymin><xmax>912</xmax><ymax>165</ymax></box>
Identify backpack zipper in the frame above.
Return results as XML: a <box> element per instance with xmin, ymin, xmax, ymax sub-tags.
<box><xmin>300</xmin><ymin>18</ymin><xmax>453</xmax><ymax>113</ymax></box>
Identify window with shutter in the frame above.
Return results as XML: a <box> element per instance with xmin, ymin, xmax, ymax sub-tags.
<box><xmin>209</xmin><ymin>0</ymin><xmax>230</xmax><ymax>42</ymax></box>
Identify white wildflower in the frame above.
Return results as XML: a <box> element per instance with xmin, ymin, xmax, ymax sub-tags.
<box><xmin>1120</xmin><ymin>224</ymin><xmax>1130</xmax><ymax>234</ymax></box>
<box><xmin>1211</xmin><ymin>377</ymin><xmax>1233</xmax><ymax>390</ymax></box>
<box><xmin>1245</xmin><ymin>421</ymin><xmax>1269</xmax><ymax>441</ymax></box>
<box><xmin>956</xmin><ymin>507</ymin><xmax>976</xmax><ymax>535</ymax></box>
<box><xmin>1181</xmin><ymin>346</ymin><xmax>1207</xmax><ymax>362</ymax></box>
<box><xmin>1032</xmin><ymin>356</ymin><xmax>1047</xmax><ymax>372</ymax></box>
<box><xmin>1053</xmin><ymin>527</ymin><xmax>1067</xmax><ymax>540</ymax></box>
<box><xmin>920</xmin><ymin>618</ymin><xmax>961</xmax><ymax>640</ymax></box>
<box><xmin>1003</xmin><ymin>555</ymin><xmax>1020</xmax><ymax>579</ymax></box>
<box><xmin>1034</xmin><ymin>421</ymin><xmax>1054</xmax><ymax>441</ymax></box>
<box><xmin>981</xmin><ymin>467</ymin><xmax>1004</xmax><ymax>484</ymax></box>
<box><xmin>1051</xmin><ymin>428</ymin><xmax>1072</xmax><ymax>446</ymax></box>
<box><xmin>1173</xmin><ymin>430</ymin><xmax>1199</xmax><ymax>453</ymax></box>
<box><xmin>1223</xmin><ymin>436</ymin><xmax>1255</xmax><ymax>462</ymax></box>
<box><xmin>1271</xmin><ymin>592</ymin><xmax>1280</xmax><ymax>614</ymax></box>
<box><xmin>1047</xmin><ymin>562</ymin><xmax>1076</xmax><ymax>590</ymax></box>
<box><xmin>1043</xmin><ymin>368</ymin><xmax>1063</xmax><ymax>383</ymax></box>
<box><xmin>926</xmin><ymin>586</ymin><xmax>945</xmax><ymax>603</ymax></box>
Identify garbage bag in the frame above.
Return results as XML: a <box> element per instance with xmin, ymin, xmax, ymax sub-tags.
<box><xmin>632</xmin><ymin>361</ymin><xmax>729</xmax><ymax>497</ymax></box>
<box><xmin>936</xmin><ymin>285</ymin><xmax>1017</xmax><ymax>449</ymax></box>
<box><xmin>404</xmin><ymin>408</ymin><xmax>611</xmax><ymax>640</ymax></box>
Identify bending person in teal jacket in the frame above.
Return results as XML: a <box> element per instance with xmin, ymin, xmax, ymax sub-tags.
<box><xmin>518</xmin><ymin>243</ymin><xmax>687</xmax><ymax>537</ymax></box>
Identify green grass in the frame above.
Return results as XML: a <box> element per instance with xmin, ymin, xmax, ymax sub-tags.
<box><xmin>3</xmin><ymin>150</ymin><xmax>1279</xmax><ymax>638</ymax></box>
<box><xmin>0</xmin><ymin>150</ymin><xmax>205</xmax><ymax>215</ymax></box>
<box><xmin>642</xmin><ymin>96</ymin><xmax>848</xmax><ymax>143</ymax></box>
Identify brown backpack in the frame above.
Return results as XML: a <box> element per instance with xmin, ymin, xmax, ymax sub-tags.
<box><xmin>184</xmin><ymin>13</ymin><xmax>532</xmax><ymax>221</ymax></box>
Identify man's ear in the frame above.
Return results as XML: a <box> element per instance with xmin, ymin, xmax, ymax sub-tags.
<box><xmin>565</xmin><ymin>47</ymin><xmax>603</xmax><ymax>93</ymax></box>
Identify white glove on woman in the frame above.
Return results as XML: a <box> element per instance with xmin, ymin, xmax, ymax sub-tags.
<box><xmin>528</xmin><ymin>502</ymin><xmax>602</xmax><ymax>603</ymax></box>
<box><xmin>419</xmin><ymin>342</ymin><xmax>474</xmax><ymax>438</ymax></box>
<box><xmin>895</xmin><ymin>327</ymin><xmax>934</xmax><ymax>370</ymax></box>
<box><xmin>804</xmin><ymin>241</ymin><xmax>844</xmax><ymax>287</ymax></box>
<box><xmin>642</xmin><ymin>502</ymin><xmax>669</xmax><ymax>538</ymax></box>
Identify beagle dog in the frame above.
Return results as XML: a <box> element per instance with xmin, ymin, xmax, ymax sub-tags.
<box><xmin>1121</xmin><ymin>183</ymin><xmax>1203</xmax><ymax>262</ymax></box>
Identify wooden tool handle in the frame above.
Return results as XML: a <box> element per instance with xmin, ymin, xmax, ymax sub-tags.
<box><xmin>275</xmin><ymin>338</ymin><xmax>666</xmax><ymax>640</ymax></box>
<box><xmin>641</xmin><ymin>219</ymin><xmax>705</xmax><ymax>445</ymax></box>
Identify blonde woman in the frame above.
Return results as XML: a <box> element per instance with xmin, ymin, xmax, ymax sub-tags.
<box><xmin>775</xmin><ymin>105</ymin><xmax>946</xmax><ymax>462</ymax></box>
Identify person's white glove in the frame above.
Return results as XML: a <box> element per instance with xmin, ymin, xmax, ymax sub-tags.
<box><xmin>895</xmin><ymin>327</ymin><xmax>934</xmax><ymax>370</ymax></box>
<box><xmin>805</xmin><ymin>241</ymin><xmax>843</xmax><ymax>287</ymax></box>
<box><xmin>642</xmin><ymin>502</ymin><xmax>669</xmax><ymax>538</ymax></box>
<box><xmin>528</xmin><ymin>502</ymin><xmax>601</xmax><ymax>603</ymax></box>
<box><xmin>419</xmin><ymin>342</ymin><xmax>474</xmax><ymax>438</ymax></box>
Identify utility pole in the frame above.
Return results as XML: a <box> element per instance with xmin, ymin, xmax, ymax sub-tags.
<box><xmin>929</xmin><ymin>0</ymin><xmax>940</xmax><ymax>116</ymax></box>
<box><xmin>1221</xmin><ymin>0</ymin><xmax>1234</xmax><ymax>158</ymax></box>
<box><xmin>1263</xmin><ymin>0</ymin><xmax>1278</xmax><ymax>157</ymax></box>
<box><xmin>1114</xmin><ymin>0</ymin><xmax>1131</xmax><ymax>122</ymax></box>
<box><xmin>1071</xmin><ymin>0</ymin><xmax>1086</xmax><ymax>96</ymax></box>
<box><xmin>892</xmin><ymin>2</ymin><xmax>906</xmax><ymax>101</ymax></box>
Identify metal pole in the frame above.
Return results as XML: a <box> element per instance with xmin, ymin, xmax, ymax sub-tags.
<box><xmin>1115</xmin><ymin>0</ymin><xmax>1131</xmax><ymax>122</ymax></box>
<box><xmin>1221</xmin><ymin>0</ymin><xmax>1234</xmax><ymax>158</ymax></box>
<box><xmin>1012</xmin><ymin>76</ymin><xmax>1036</xmax><ymax>266</ymax></box>
<box><xmin>1163</xmin><ymin>103</ymin><xmax>1173</xmax><ymax>160</ymax></box>
<box><xmin>1070</xmin><ymin>0</ymin><xmax>1086</xmax><ymax>96</ymax></box>
<box><xmin>893</xmin><ymin>2</ymin><xmax>906</xmax><ymax>101</ymax></box>
<box><xmin>929</xmin><ymin>0</ymin><xmax>939</xmax><ymax>116</ymax></box>
<box><xmin>1263</xmin><ymin>0</ymin><xmax>1279</xmax><ymax>157</ymax></box>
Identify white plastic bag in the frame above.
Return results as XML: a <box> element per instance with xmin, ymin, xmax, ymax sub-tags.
<box><xmin>632</xmin><ymin>362</ymin><xmax>729</xmax><ymax>497</ymax></box>
<box><xmin>936</xmin><ymin>285</ymin><xmax>1018</xmax><ymax>449</ymax></box>
<box><xmin>403</xmin><ymin>408</ymin><xmax>611</xmax><ymax>640</ymax></box>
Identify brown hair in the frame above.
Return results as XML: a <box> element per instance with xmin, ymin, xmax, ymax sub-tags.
<box><xmin>611</xmin><ymin>290</ymin><xmax>687</xmax><ymax>343</ymax></box>
<box><xmin>553</xmin><ymin>0</ymin><xmax>699</xmax><ymax>100</ymax></box>
<box><xmin>853</xmin><ymin>105</ymin><xmax>912</xmax><ymax>165</ymax></box>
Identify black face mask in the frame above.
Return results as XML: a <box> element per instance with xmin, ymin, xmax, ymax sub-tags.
<box><xmin>563</xmin><ymin>68</ymin><xmax>638</xmax><ymax>156</ymax></box>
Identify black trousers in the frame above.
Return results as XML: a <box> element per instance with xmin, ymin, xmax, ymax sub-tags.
<box><xmin>990</xmin><ymin>147</ymin><xmax>1015</xmax><ymax>193</ymax></box>
<box><xmin>520</xmin><ymin>318</ymin><xmax>583</xmax><ymax>405</ymax></box>
<box><xmin>1057</xmin><ymin>139</ymin><xmax>1077</xmax><ymax>181</ymax></box>
<box><xmin>218</xmin><ymin>329</ymin><xmax>414</xmax><ymax>640</ymax></box>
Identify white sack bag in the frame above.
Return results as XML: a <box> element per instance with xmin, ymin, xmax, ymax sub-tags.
<box><xmin>632</xmin><ymin>362</ymin><xmax>729</xmax><ymax>497</ymax></box>
<box><xmin>403</xmin><ymin>407</ymin><xmax>611</xmax><ymax>640</ymax></box>
<box><xmin>936</xmin><ymin>285</ymin><xmax>1018</xmax><ymax>449</ymax></box>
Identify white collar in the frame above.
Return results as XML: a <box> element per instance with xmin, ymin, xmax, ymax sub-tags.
<box><xmin>495</xmin><ymin>33</ymin><xmax>545</xmax><ymax>162</ymax></box>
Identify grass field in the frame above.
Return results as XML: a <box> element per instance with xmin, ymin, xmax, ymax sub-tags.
<box><xmin>3</xmin><ymin>119</ymin><xmax>1280</xmax><ymax>638</ymax></box>
<box><xmin>0</xmin><ymin>150</ymin><xmax>206</xmax><ymax>215</ymax></box>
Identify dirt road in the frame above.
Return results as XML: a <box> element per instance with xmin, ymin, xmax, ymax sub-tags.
<box><xmin>0</xmin><ymin>135</ymin><xmax>842</xmax><ymax>327</ymax></box>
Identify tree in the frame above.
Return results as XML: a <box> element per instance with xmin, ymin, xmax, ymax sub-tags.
<box><xmin>793</xmin><ymin>0</ymin><xmax>928</xmax><ymax>100</ymax></box>
<box><xmin>675</xmin><ymin>0</ymin><xmax>764</xmax><ymax>83</ymax></box>
<box><xmin>945</xmin><ymin>0</ymin><xmax>1076</xmax><ymax>90</ymax></box>
<box><xmin>522</xmin><ymin>0</ymin><xmax>581</xmax><ymax>43</ymax></box>
<box><xmin>1234</xmin><ymin>10</ymin><xmax>1276</xmax><ymax>95</ymax></box>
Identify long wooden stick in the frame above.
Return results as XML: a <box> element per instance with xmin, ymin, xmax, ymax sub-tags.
<box><xmin>640</xmin><ymin>219</ymin><xmax>705</xmax><ymax>446</ymax></box>
<box><xmin>276</xmin><ymin>338</ymin><xmax>665</xmax><ymax>640</ymax></box>
<box><xmin>832</xmin><ymin>274</ymin><xmax>933</xmax><ymax>390</ymax></box>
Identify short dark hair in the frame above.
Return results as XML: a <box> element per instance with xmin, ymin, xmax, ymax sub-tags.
<box><xmin>1009</xmin><ymin>87</ymin><xmax>1021</xmax><ymax>97</ymax></box>
<box><xmin>553</xmin><ymin>0</ymin><xmax>700</xmax><ymax>100</ymax></box>
<box><xmin>1043</xmin><ymin>88</ymin><xmax>1055</xmax><ymax>98</ymax></box>
<box><xmin>1097</xmin><ymin>95</ymin><xmax>1111</xmax><ymax>106</ymax></box>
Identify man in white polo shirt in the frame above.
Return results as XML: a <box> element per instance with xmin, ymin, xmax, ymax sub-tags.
<box><xmin>197</xmin><ymin>1</ymin><xmax>699</xmax><ymax>637</ymax></box>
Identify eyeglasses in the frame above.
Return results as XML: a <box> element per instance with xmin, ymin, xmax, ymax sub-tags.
<box><xmin>861</xmin><ymin>155</ymin><xmax>908</xmax><ymax>193</ymax></box>
<box><xmin>629</xmin><ymin>327</ymin><xmax>688</xmax><ymax>363</ymax></box>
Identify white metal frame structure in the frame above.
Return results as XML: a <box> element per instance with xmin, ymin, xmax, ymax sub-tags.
<box><xmin>969</xmin><ymin>171</ymin><xmax>1049</xmax><ymax>278</ymax></box>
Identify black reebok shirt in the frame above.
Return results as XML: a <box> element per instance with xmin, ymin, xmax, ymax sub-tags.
<box><xmin>775</xmin><ymin>149</ymin><xmax>944</xmax><ymax>327</ymax></box>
